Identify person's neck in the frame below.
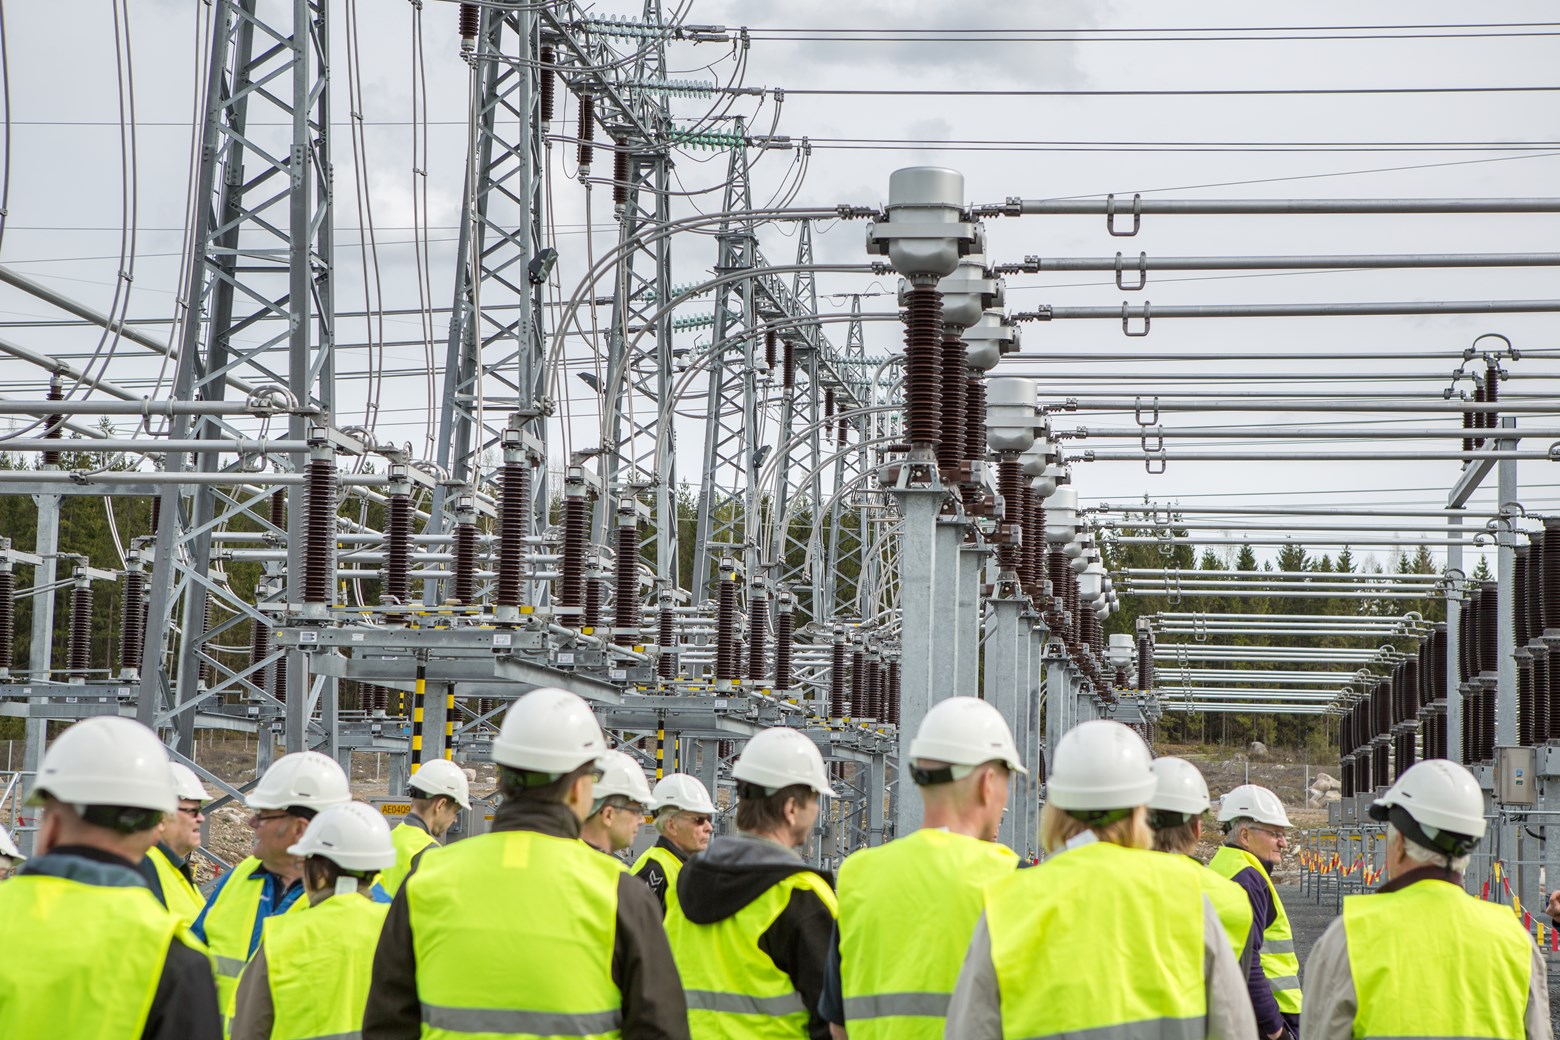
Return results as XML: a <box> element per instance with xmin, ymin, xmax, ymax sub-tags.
<box><xmin>52</xmin><ymin>836</ymin><xmax>143</xmax><ymax>866</ymax></box>
<box><xmin>743</xmin><ymin>826</ymin><xmax>800</xmax><ymax>851</ymax></box>
<box><xmin>579</xmin><ymin>822</ymin><xmax>611</xmax><ymax>853</ymax></box>
<box><xmin>920</xmin><ymin>804</ymin><xmax>988</xmax><ymax>840</ymax></box>
<box><xmin>261</xmin><ymin>858</ymin><xmax>302</xmax><ymax>885</ymax></box>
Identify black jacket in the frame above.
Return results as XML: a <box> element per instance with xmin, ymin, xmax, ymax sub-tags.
<box><xmin>363</xmin><ymin>799</ymin><xmax>690</xmax><ymax>1040</ymax></box>
<box><xmin>20</xmin><ymin>845</ymin><xmax>221</xmax><ymax>1040</ymax></box>
<box><xmin>634</xmin><ymin>835</ymin><xmax>690</xmax><ymax>911</ymax></box>
<box><xmin>674</xmin><ymin>834</ymin><xmax>836</xmax><ymax>1040</ymax></box>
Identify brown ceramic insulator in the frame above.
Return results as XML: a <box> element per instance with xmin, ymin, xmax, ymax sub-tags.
<box><xmin>42</xmin><ymin>379</ymin><xmax>64</xmax><ymax>467</ymax></box>
<box><xmin>1026</xmin><ymin>493</ymin><xmax>1046</xmax><ymax>602</ymax></box>
<box><xmin>868</xmin><ymin>655</ymin><xmax>884</xmax><ymax>720</ymax></box>
<box><xmin>1485</xmin><ymin>363</ymin><xmax>1500</xmax><ymax>434</ymax></box>
<box><xmin>1436</xmin><ymin>711</ymin><xmax>1450</xmax><ymax>758</ymax></box>
<box><xmin>714</xmin><ymin>575</ymin><xmax>738</xmax><ymax>682</ymax></box>
<box><xmin>1472</xmin><ymin>384</ymin><xmax>1488</xmax><ymax>448</ymax></box>
<box><xmin>1538</xmin><ymin>648</ymin><xmax>1555</xmax><ymax>741</ymax></box>
<box><xmin>657</xmin><ymin>605</ymin><xmax>676</xmax><ymax>680</ymax></box>
<box><xmin>849</xmin><ymin>649</ymin><xmax>865</xmax><ymax>718</ymax></box>
<box><xmin>748</xmin><ymin>593</ymin><xmax>768</xmax><ymax>684</ymax></box>
<box><xmin>1340</xmin><ymin>756</ymin><xmax>1355</xmax><ymax>799</ymax></box>
<box><xmin>540</xmin><ymin>46</ymin><xmax>556</xmax><ymax>123</ymax></box>
<box><xmin>452</xmin><ymin>521</ymin><xmax>478</xmax><ymax>604</ymax></box>
<box><xmin>458</xmin><ymin>2</ymin><xmax>480</xmax><ymax>41</ymax></box>
<box><xmin>1377</xmin><ymin>681</ymin><xmax>1391</xmax><ymax>736</ymax></box>
<box><xmin>886</xmin><ymin>659</ymin><xmax>901</xmax><ymax>726</ymax></box>
<box><xmin>997</xmin><ymin>459</ymin><xmax>1022</xmax><ymax>527</ymax></box>
<box><xmin>782</xmin><ymin>337</ymin><xmax>796</xmax><ymax>391</ymax></box>
<box><xmin>582</xmin><ymin>578</ymin><xmax>602</xmax><ymax>630</ymax></box>
<box><xmin>1528</xmin><ymin>535</ymin><xmax>1545</xmax><ymax>640</ymax></box>
<box><xmin>937</xmin><ymin>333</ymin><xmax>967</xmax><ymax>475</ymax></box>
<box><xmin>964</xmin><ymin>377</ymin><xmax>987</xmax><ymax>463</ymax></box>
<box><xmin>118</xmin><ymin>570</ymin><xmax>145</xmax><ymax>676</ymax></box>
<box><xmin>824</xmin><ymin>389</ymin><xmax>835</xmax><ymax>439</ymax></box>
<box><xmin>384</xmin><ymin>491</ymin><xmax>412</xmax><ymax>607</ymax></box>
<box><xmin>0</xmin><ymin>570</ymin><xmax>13</xmax><ymax>673</ymax></box>
<box><xmin>269</xmin><ymin>487</ymin><xmax>285</xmax><ymax>529</ymax></box>
<box><xmin>902</xmin><ymin>285</ymin><xmax>943</xmax><ymax>448</ymax></box>
<box><xmin>558</xmin><ymin>495</ymin><xmax>589</xmax><ymax>609</ymax></box>
<box><xmin>1356</xmin><ymin>749</ymin><xmax>1370</xmax><ymax>793</ymax></box>
<box><xmin>1461</xmin><ymin>405</ymin><xmax>1474</xmax><ymax>453</ymax></box>
<box><xmin>1518</xmin><ymin>656</ymin><xmax>1535</xmax><ymax>746</ymax></box>
<box><xmin>1515</xmin><ymin>546</ymin><xmax>1531</xmax><ymax>645</ymax></box>
<box><xmin>495</xmin><ymin>463</ymin><xmax>529</xmax><ymax>610</ymax></box>
<box><xmin>838</xmin><ymin>411</ymin><xmax>848</xmax><ymax>447</ymax></box>
<box><xmin>272</xmin><ymin>651</ymin><xmax>287</xmax><ymax>704</ymax></box>
<box><xmin>67</xmin><ymin>582</ymin><xmax>93</xmax><ymax>680</ymax></box>
<box><xmin>373</xmin><ymin>684</ymin><xmax>390</xmax><ymax>714</ymax></box>
<box><xmin>774</xmin><ymin>608</ymin><xmax>794</xmax><ymax>691</ymax></box>
<box><xmin>1459</xmin><ymin>592</ymin><xmax>1475</xmax><ymax>684</ymax></box>
<box><xmin>612</xmin><ymin>140</ymin><xmax>629</xmax><ymax>206</ymax></box>
<box><xmin>830</xmin><ymin>637</ymin><xmax>847</xmax><ymax>719</ymax></box>
<box><xmin>1137</xmin><ymin>635</ymin><xmax>1153</xmax><ymax>691</ymax></box>
<box><xmin>1402</xmin><ymin>658</ymin><xmax>1420</xmax><ymax>717</ymax></box>
<box><xmin>764</xmin><ymin>329</ymin><xmax>777</xmax><ymax>371</ymax></box>
<box><xmin>1545</xmin><ymin>519</ymin><xmax>1560</xmax><ymax>631</ymax></box>
<box><xmin>1549</xmin><ymin>649</ymin><xmax>1560</xmax><ymax>741</ymax></box>
<box><xmin>1478</xmin><ymin>580</ymin><xmax>1499</xmax><ymax>675</ymax></box>
<box><xmin>576</xmin><ymin>94</ymin><xmax>595</xmax><ymax>169</ymax></box>
<box><xmin>1481</xmin><ymin>686</ymin><xmax>1497</xmax><ymax>761</ymax></box>
<box><xmin>303</xmin><ymin>455</ymin><xmax>338</xmax><ymax>605</ymax></box>
<box><xmin>1430</xmin><ymin>625</ymin><xmax>1448</xmax><ymax>702</ymax></box>
<box><xmin>150</xmin><ymin>494</ymin><xmax>161</xmax><ymax>534</ymax></box>
<box><xmin>614</xmin><ymin>522</ymin><xmax>640</xmax><ymax>645</ymax></box>
<box><xmin>248</xmin><ymin>615</ymin><xmax>270</xmax><ymax>692</ymax></box>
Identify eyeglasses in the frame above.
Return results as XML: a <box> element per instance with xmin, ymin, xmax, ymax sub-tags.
<box><xmin>248</xmin><ymin>812</ymin><xmax>293</xmax><ymax>827</ymax></box>
<box><xmin>177</xmin><ymin>805</ymin><xmax>205</xmax><ymax>818</ymax></box>
<box><xmin>683</xmin><ymin>815</ymin><xmax>713</xmax><ymax>827</ymax></box>
<box><xmin>1248</xmin><ymin>826</ymin><xmax>1288</xmax><ymax>841</ymax></box>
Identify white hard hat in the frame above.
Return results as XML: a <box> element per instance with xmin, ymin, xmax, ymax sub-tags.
<box><xmin>594</xmin><ymin>750</ymin><xmax>654</xmax><ymax>805</ymax></box>
<box><xmin>247</xmin><ymin>751</ymin><xmax>351</xmax><ymax>813</ymax></box>
<box><xmin>1148</xmin><ymin>757</ymin><xmax>1211</xmax><ymax>817</ymax></box>
<box><xmin>288</xmin><ymin>801</ymin><xmax>396</xmax><ymax>872</ymax></box>
<box><xmin>1217</xmin><ymin>784</ymin><xmax>1292</xmax><ymax>828</ymax></box>
<box><xmin>168</xmin><ymin>762</ymin><xmax>210</xmax><ymax>803</ymax></box>
<box><xmin>1370</xmin><ymin>759</ymin><xmax>1486</xmax><ymax>854</ymax></box>
<box><xmin>908</xmin><ymin>697</ymin><xmax>1027</xmax><ymax>776</ymax></box>
<box><xmin>0</xmin><ymin>824</ymin><xmax>23</xmax><ymax>861</ymax></box>
<box><xmin>1045</xmin><ymin>720</ymin><xmax>1155</xmax><ymax>813</ymax></box>
<box><xmin>491</xmin><ymin>687</ymin><xmax>607</xmax><ymax>775</ymax></box>
<box><xmin>409</xmin><ymin>758</ymin><xmax>473</xmax><ymax>810</ymax></box>
<box><xmin>651</xmin><ymin>773</ymin><xmax>716</xmax><ymax>815</ymax></box>
<box><xmin>734</xmin><ymin>728</ymin><xmax>836</xmax><ymax>798</ymax></box>
<box><xmin>28</xmin><ymin>717</ymin><xmax>177</xmax><ymax>814</ymax></box>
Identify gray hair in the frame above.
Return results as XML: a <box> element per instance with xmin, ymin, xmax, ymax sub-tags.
<box><xmin>1387</xmin><ymin>822</ymin><xmax>1471</xmax><ymax>874</ymax></box>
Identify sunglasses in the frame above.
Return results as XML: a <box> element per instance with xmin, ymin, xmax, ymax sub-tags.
<box><xmin>682</xmin><ymin>815</ymin><xmax>713</xmax><ymax>827</ymax></box>
<box><xmin>177</xmin><ymin>806</ymin><xmax>205</xmax><ymax>818</ymax></box>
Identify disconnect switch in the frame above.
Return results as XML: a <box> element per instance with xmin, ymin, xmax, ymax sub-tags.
<box><xmin>1495</xmin><ymin>746</ymin><xmax>1538</xmax><ymax>806</ymax></box>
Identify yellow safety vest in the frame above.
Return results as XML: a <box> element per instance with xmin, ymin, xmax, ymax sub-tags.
<box><xmin>665</xmin><ymin>867</ymin><xmax>838</xmax><ymax>1040</ymax></box>
<box><xmin>837</xmin><ymin>828</ymin><xmax>1017</xmax><ymax>1040</ymax></box>
<box><xmin>1209</xmin><ymin>844</ymin><xmax>1303</xmax><ymax>1013</ymax></box>
<box><xmin>378</xmin><ymin>820</ymin><xmax>439</xmax><ymax>898</ymax></box>
<box><xmin>1343</xmin><ymin>877</ymin><xmax>1531</xmax><ymax>1040</ymax></box>
<box><xmin>406</xmin><ymin>828</ymin><xmax>626</xmax><ymax>1039</ymax></box>
<box><xmin>147</xmin><ymin>845</ymin><xmax>206</xmax><ymax>929</ymax></box>
<box><xmin>0</xmin><ymin>874</ymin><xmax>188</xmax><ymax>1038</ymax></box>
<box><xmin>201</xmin><ymin>856</ymin><xmax>307</xmax><ymax>1035</ymax></box>
<box><xmin>261</xmin><ymin>892</ymin><xmax>390</xmax><ymax>1040</ymax></box>
<box><xmin>1193</xmin><ymin>861</ymin><xmax>1256</xmax><ymax>970</ymax></box>
<box><xmin>985</xmin><ymin>840</ymin><xmax>1208</xmax><ymax>1040</ymax></box>
<box><xmin>629</xmin><ymin>844</ymin><xmax>685</xmax><ymax>915</ymax></box>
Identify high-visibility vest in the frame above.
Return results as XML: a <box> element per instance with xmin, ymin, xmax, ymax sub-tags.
<box><xmin>378</xmin><ymin>820</ymin><xmax>439</xmax><ymax>898</ymax></box>
<box><xmin>1343</xmin><ymin>877</ymin><xmax>1531</xmax><ymax>1040</ymax></box>
<box><xmin>629</xmin><ymin>844</ymin><xmax>684</xmax><ymax>915</ymax></box>
<box><xmin>984</xmin><ymin>840</ymin><xmax>1208</xmax><ymax>1040</ymax></box>
<box><xmin>200</xmin><ymin>856</ymin><xmax>307</xmax><ymax>1034</ymax></box>
<box><xmin>837</xmin><ymin>828</ymin><xmax>1016</xmax><ymax>1040</ymax></box>
<box><xmin>1209</xmin><ymin>844</ymin><xmax>1303</xmax><ymax>1013</ymax></box>
<box><xmin>147</xmin><ymin>845</ymin><xmax>207</xmax><ymax>930</ymax></box>
<box><xmin>664</xmin><ymin>867</ymin><xmax>838</xmax><ymax>1040</ymax></box>
<box><xmin>261</xmin><ymin>892</ymin><xmax>390</xmax><ymax>1040</ymax></box>
<box><xmin>406</xmin><ymin>828</ymin><xmax>626</xmax><ymax>1039</ymax></box>
<box><xmin>1192</xmin><ymin>861</ymin><xmax>1256</xmax><ymax>970</ymax></box>
<box><xmin>0</xmin><ymin>874</ymin><xmax>188</xmax><ymax>1038</ymax></box>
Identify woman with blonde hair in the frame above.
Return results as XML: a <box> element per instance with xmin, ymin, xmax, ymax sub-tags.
<box><xmin>945</xmin><ymin>720</ymin><xmax>1257</xmax><ymax>1040</ymax></box>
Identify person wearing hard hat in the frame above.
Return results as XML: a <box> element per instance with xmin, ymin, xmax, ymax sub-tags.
<box><xmin>580</xmin><ymin>749</ymin><xmax>654</xmax><ymax>856</ymax></box>
<box><xmin>0</xmin><ymin>823</ymin><xmax>24</xmax><ymax>880</ymax></box>
<box><xmin>363</xmin><ymin>687</ymin><xmax>688</xmax><ymax>1039</ymax></box>
<box><xmin>946</xmin><ymin>720</ymin><xmax>1256</xmax><ymax>1040</ymax></box>
<box><xmin>820</xmin><ymin>697</ymin><xmax>1024</xmax><ymax>1040</ymax></box>
<box><xmin>1148</xmin><ymin>758</ymin><xmax>1257</xmax><ymax>975</ymax></box>
<box><xmin>373</xmin><ymin>757</ymin><xmax>471</xmax><ymax>898</ymax></box>
<box><xmin>633</xmin><ymin>772</ymin><xmax>716</xmax><ymax>912</ymax></box>
<box><xmin>1210</xmin><ymin>784</ymin><xmax>1302</xmax><ymax>1040</ymax></box>
<box><xmin>195</xmin><ymin>750</ymin><xmax>351</xmax><ymax>1032</ymax></box>
<box><xmin>1303</xmin><ymin>759</ymin><xmax>1550</xmax><ymax>1040</ymax></box>
<box><xmin>138</xmin><ymin>761</ymin><xmax>211</xmax><ymax>927</ymax></box>
<box><xmin>231</xmin><ymin>802</ymin><xmax>396</xmax><ymax>1040</ymax></box>
<box><xmin>0</xmin><ymin>716</ymin><xmax>221</xmax><ymax>1039</ymax></box>
<box><xmin>664</xmin><ymin>726</ymin><xmax>839</xmax><ymax>1040</ymax></box>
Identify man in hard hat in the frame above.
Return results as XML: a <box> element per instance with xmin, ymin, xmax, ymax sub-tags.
<box><xmin>820</xmin><ymin>696</ymin><xmax>1023</xmax><ymax>1040</ymax></box>
<box><xmin>1148</xmin><ymin>758</ymin><xmax>1257</xmax><ymax>975</ymax></box>
<box><xmin>0</xmin><ymin>823</ymin><xmax>23</xmax><ymax>880</ymax></box>
<box><xmin>231</xmin><ymin>802</ymin><xmax>396</xmax><ymax>1040</ymax></box>
<box><xmin>1209</xmin><ymin>784</ymin><xmax>1302</xmax><ymax>1040</ymax></box>
<box><xmin>0</xmin><ymin>716</ymin><xmax>221</xmax><ymax>1039</ymax></box>
<box><xmin>580</xmin><ymin>749</ymin><xmax>654</xmax><ymax>857</ymax></box>
<box><xmin>633</xmin><ymin>772</ymin><xmax>716</xmax><ymax>912</ymax></box>
<box><xmin>664</xmin><ymin>726</ymin><xmax>838</xmax><ymax>1040</ymax></box>
<box><xmin>946</xmin><ymin>720</ymin><xmax>1256</xmax><ymax>1040</ymax></box>
<box><xmin>1303</xmin><ymin>759</ymin><xmax>1549</xmax><ymax>1040</ymax></box>
<box><xmin>195</xmin><ymin>750</ymin><xmax>351</xmax><ymax>1031</ymax></box>
<box><xmin>139</xmin><ymin>761</ymin><xmax>211</xmax><ymax>927</ymax></box>
<box><xmin>373</xmin><ymin>757</ymin><xmax>471</xmax><ymax>898</ymax></box>
<box><xmin>364</xmin><ymin>687</ymin><xmax>688</xmax><ymax>1039</ymax></box>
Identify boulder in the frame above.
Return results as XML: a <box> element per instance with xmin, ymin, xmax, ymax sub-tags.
<box><xmin>1247</xmin><ymin>741</ymin><xmax>1268</xmax><ymax>759</ymax></box>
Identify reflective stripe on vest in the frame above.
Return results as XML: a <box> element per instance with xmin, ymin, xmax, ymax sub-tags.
<box><xmin>837</xmin><ymin>828</ymin><xmax>1017</xmax><ymax>1040</ymax></box>
<box><xmin>377</xmin><ymin>821</ymin><xmax>439</xmax><ymax>899</ymax></box>
<box><xmin>1208</xmin><ymin>845</ymin><xmax>1303</xmax><ymax>1013</ymax></box>
<box><xmin>0</xmin><ymin>874</ymin><xmax>182</xmax><ymax>1038</ymax></box>
<box><xmin>148</xmin><ymin>845</ymin><xmax>207</xmax><ymax>930</ymax></box>
<box><xmin>262</xmin><ymin>893</ymin><xmax>389</xmax><ymax>1040</ymax></box>
<box><xmin>407</xmin><ymin>829</ymin><xmax>625</xmax><ymax>1040</ymax></box>
<box><xmin>629</xmin><ymin>845</ymin><xmax>684</xmax><ymax>915</ymax></box>
<box><xmin>985</xmin><ymin>841</ymin><xmax>1208</xmax><ymax>1040</ymax></box>
<box><xmin>1343</xmin><ymin>878</ymin><xmax>1530</xmax><ymax>1040</ymax></box>
<box><xmin>665</xmin><ymin>867</ymin><xmax>838</xmax><ymax>1040</ymax></box>
<box><xmin>202</xmin><ymin>856</ymin><xmax>308</xmax><ymax>1036</ymax></box>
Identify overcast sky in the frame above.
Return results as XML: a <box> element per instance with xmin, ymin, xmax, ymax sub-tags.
<box><xmin>1</xmin><ymin>1</ymin><xmax>1557</xmax><ymax>572</ymax></box>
